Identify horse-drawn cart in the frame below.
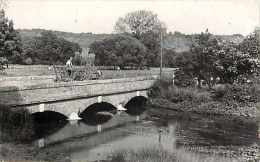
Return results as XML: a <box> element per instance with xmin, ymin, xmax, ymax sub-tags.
<box><xmin>53</xmin><ymin>64</ymin><xmax>102</xmax><ymax>82</ymax></box>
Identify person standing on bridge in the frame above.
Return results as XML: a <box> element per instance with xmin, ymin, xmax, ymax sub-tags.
<box><xmin>66</xmin><ymin>57</ymin><xmax>73</xmax><ymax>77</ymax></box>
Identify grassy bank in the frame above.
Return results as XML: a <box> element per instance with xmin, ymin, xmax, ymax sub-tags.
<box><xmin>148</xmin><ymin>77</ymin><xmax>260</xmax><ymax>118</ymax></box>
<box><xmin>2</xmin><ymin>64</ymin><xmax>173</xmax><ymax>79</ymax></box>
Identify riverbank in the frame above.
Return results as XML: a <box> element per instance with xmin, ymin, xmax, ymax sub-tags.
<box><xmin>147</xmin><ymin>78</ymin><xmax>260</xmax><ymax>119</ymax></box>
<box><xmin>148</xmin><ymin>98</ymin><xmax>260</xmax><ymax>119</ymax></box>
<box><xmin>146</xmin><ymin>106</ymin><xmax>260</xmax><ymax>161</ymax></box>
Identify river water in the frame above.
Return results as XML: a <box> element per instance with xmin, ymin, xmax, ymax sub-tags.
<box><xmin>0</xmin><ymin>104</ymin><xmax>259</xmax><ymax>162</ymax></box>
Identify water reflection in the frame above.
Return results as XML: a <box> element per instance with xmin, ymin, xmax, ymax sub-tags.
<box><xmin>80</xmin><ymin>102</ymin><xmax>116</xmax><ymax>125</ymax></box>
<box><xmin>1</xmin><ymin>103</ymin><xmax>259</xmax><ymax>161</ymax></box>
<box><xmin>33</xmin><ymin>111</ymin><xmax>143</xmax><ymax>148</ymax></box>
<box><xmin>125</xmin><ymin>96</ymin><xmax>147</xmax><ymax>116</ymax></box>
<box><xmin>81</xmin><ymin>111</ymin><xmax>114</xmax><ymax>126</ymax></box>
<box><xmin>152</xmin><ymin>109</ymin><xmax>259</xmax><ymax>146</ymax></box>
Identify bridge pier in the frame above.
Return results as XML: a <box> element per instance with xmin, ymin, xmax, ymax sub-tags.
<box><xmin>97</xmin><ymin>124</ymin><xmax>102</xmax><ymax>132</ymax></box>
<box><xmin>68</xmin><ymin>112</ymin><xmax>82</xmax><ymax>121</ymax></box>
<box><xmin>117</xmin><ymin>103</ymin><xmax>126</xmax><ymax>111</ymax></box>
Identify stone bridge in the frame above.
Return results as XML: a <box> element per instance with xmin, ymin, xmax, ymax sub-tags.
<box><xmin>0</xmin><ymin>76</ymin><xmax>158</xmax><ymax>120</ymax></box>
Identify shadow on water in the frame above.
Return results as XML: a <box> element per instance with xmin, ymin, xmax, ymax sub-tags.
<box><xmin>32</xmin><ymin>111</ymin><xmax>68</xmax><ymax>139</ymax></box>
<box><xmin>125</xmin><ymin>96</ymin><xmax>147</xmax><ymax>116</ymax></box>
<box><xmin>80</xmin><ymin>102</ymin><xmax>116</xmax><ymax>126</ymax></box>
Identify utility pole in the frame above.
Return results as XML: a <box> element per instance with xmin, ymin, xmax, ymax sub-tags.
<box><xmin>159</xmin><ymin>30</ymin><xmax>163</xmax><ymax>80</ymax></box>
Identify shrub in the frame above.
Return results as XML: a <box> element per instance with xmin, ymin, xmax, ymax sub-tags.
<box><xmin>23</xmin><ymin>57</ymin><xmax>33</xmax><ymax>65</ymax></box>
<box><xmin>167</xmin><ymin>86</ymin><xmax>212</xmax><ymax>104</ymax></box>
<box><xmin>148</xmin><ymin>77</ymin><xmax>172</xmax><ymax>98</ymax></box>
<box><xmin>149</xmin><ymin>77</ymin><xmax>212</xmax><ymax>105</ymax></box>
<box><xmin>174</xmin><ymin>69</ymin><xmax>196</xmax><ymax>87</ymax></box>
<box><xmin>212</xmin><ymin>83</ymin><xmax>260</xmax><ymax>106</ymax></box>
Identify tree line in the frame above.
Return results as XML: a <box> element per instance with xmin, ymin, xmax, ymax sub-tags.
<box><xmin>0</xmin><ymin>10</ymin><xmax>81</xmax><ymax>65</ymax></box>
<box><xmin>1</xmin><ymin>9</ymin><xmax>260</xmax><ymax>86</ymax></box>
<box><xmin>174</xmin><ymin>30</ymin><xmax>260</xmax><ymax>88</ymax></box>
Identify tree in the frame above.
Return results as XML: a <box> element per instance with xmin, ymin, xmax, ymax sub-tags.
<box><xmin>89</xmin><ymin>34</ymin><xmax>147</xmax><ymax>69</ymax></box>
<box><xmin>0</xmin><ymin>10</ymin><xmax>22</xmax><ymax>63</ymax></box>
<box><xmin>22</xmin><ymin>31</ymin><xmax>82</xmax><ymax>65</ymax></box>
<box><xmin>175</xmin><ymin>30</ymin><xmax>220</xmax><ymax>88</ymax></box>
<box><xmin>114</xmin><ymin>10</ymin><xmax>166</xmax><ymax>67</ymax></box>
<box><xmin>175</xmin><ymin>30</ymin><xmax>260</xmax><ymax>88</ymax></box>
<box><xmin>215</xmin><ymin>32</ymin><xmax>260</xmax><ymax>83</ymax></box>
<box><xmin>114</xmin><ymin>10</ymin><xmax>163</xmax><ymax>38</ymax></box>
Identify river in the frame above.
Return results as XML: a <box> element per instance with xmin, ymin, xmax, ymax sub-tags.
<box><xmin>0</xmin><ymin>104</ymin><xmax>259</xmax><ymax>162</ymax></box>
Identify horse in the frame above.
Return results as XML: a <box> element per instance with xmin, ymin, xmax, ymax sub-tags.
<box><xmin>0</xmin><ymin>57</ymin><xmax>8</xmax><ymax>70</ymax></box>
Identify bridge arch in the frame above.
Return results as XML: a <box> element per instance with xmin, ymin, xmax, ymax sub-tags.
<box><xmin>124</xmin><ymin>96</ymin><xmax>148</xmax><ymax>116</ymax></box>
<box><xmin>23</xmin><ymin>90</ymin><xmax>149</xmax><ymax>120</ymax></box>
<box><xmin>80</xmin><ymin>102</ymin><xmax>117</xmax><ymax>115</ymax></box>
<box><xmin>79</xmin><ymin>102</ymin><xmax>116</xmax><ymax>126</ymax></box>
<box><xmin>32</xmin><ymin>111</ymin><xmax>68</xmax><ymax>121</ymax></box>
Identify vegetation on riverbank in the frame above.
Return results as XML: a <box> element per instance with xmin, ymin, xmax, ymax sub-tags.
<box><xmin>148</xmin><ymin>77</ymin><xmax>260</xmax><ymax>118</ymax></box>
<box><xmin>105</xmin><ymin>146</ymin><xmax>242</xmax><ymax>162</ymax></box>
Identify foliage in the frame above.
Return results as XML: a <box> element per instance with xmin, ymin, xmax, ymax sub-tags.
<box><xmin>108</xmin><ymin>147</ymin><xmax>176</xmax><ymax>162</ymax></box>
<box><xmin>213</xmin><ymin>34</ymin><xmax>260</xmax><ymax>84</ymax></box>
<box><xmin>0</xmin><ymin>10</ymin><xmax>22</xmax><ymax>63</ymax></box>
<box><xmin>23</xmin><ymin>57</ymin><xmax>32</xmax><ymax>65</ymax></box>
<box><xmin>149</xmin><ymin>78</ymin><xmax>211</xmax><ymax>104</ymax></box>
<box><xmin>150</xmin><ymin>77</ymin><xmax>260</xmax><ymax>117</ymax></box>
<box><xmin>212</xmin><ymin>83</ymin><xmax>260</xmax><ymax>106</ymax></box>
<box><xmin>0</xmin><ymin>56</ymin><xmax>7</xmax><ymax>70</ymax></box>
<box><xmin>174</xmin><ymin>65</ymin><xmax>196</xmax><ymax>88</ymax></box>
<box><xmin>175</xmin><ymin>30</ymin><xmax>260</xmax><ymax>87</ymax></box>
<box><xmin>114</xmin><ymin>10</ymin><xmax>166</xmax><ymax>67</ymax></box>
<box><xmin>168</xmin><ymin>86</ymin><xmax>212</xmax><ymax>104</ymax></box>
<box><xmin>162</xmin><ymin>48</ymin><xmax>178</xmax><ymax>67</ymax></box>
<box><xmin>176</xmin><ymin>31</ymin><xmax>220</xmax><ymax>88</ymax></box>
<box><xmin>90</xmin><ymin>34</ymin><xmax>147</xmax><ymax>68</ymax></box>
<box><xmin>148</xmin><ymin>76</ymin><xmax>172</xmax><ymax>98</ymax></box>
<box><xmin>114</xmin><ymin>10</ymin><xmax>163</xmax><ymax>38</ymax></box>
<box><xmin>21</xmin><ymin>31</ymin><xmax>82</xmax><ymax>65</ymax></box>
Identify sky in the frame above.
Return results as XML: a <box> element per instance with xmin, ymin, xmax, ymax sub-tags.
<box><xmin>5</xmin><ymin>0</ymin><xmax>260</xmax><ymax>35</ymax></box>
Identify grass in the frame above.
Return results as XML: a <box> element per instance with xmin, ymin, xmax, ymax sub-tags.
<box><xmin>1</xmin><ymin>64</ymin><xmax>173</xmax><ymax>79</ymax></box>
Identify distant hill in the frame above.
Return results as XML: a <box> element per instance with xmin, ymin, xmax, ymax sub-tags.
<box><xmin>18</xmin><ymin>29</ymin><xmax>114</xmax><ymax>50</ymax></box>
<box><xmin>17</xmin><ymin>29</ymin><xmax>245</xmax><ymax>53</ymax></box>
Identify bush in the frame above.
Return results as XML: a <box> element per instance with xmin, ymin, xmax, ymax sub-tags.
<box><xmin>167</xmin><ymin>86</ymin><xmax>212</xmax><ymax>104</ymax></box>
<box><xmin>174</xmin><ymin>70</ymin><xmax>196</xmax><ymax>87</ymax></box>
<box><xmin>148</xmin><ymin>77</ymin><xmax>172</xmax><ymax>98</ymax></box>
<box><xmin>149</xmin><ymin>78</ymin><xmax>212</xmax><ymax>104</ymax></box>
<box><xmin>23</xmin><ymin>57</ymin><xmax>33</xmax><ymax>65</ymax></box>
<box><xmin>212</xmin><ymin>83</ymin><xmax>260</xmax><ymax>106</ymax></box>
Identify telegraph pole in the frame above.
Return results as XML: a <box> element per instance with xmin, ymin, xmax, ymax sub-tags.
<box><xmin>159</xmin><ymin>30</ymin><xmax>163</xmax><ymax>80</ymax></box>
